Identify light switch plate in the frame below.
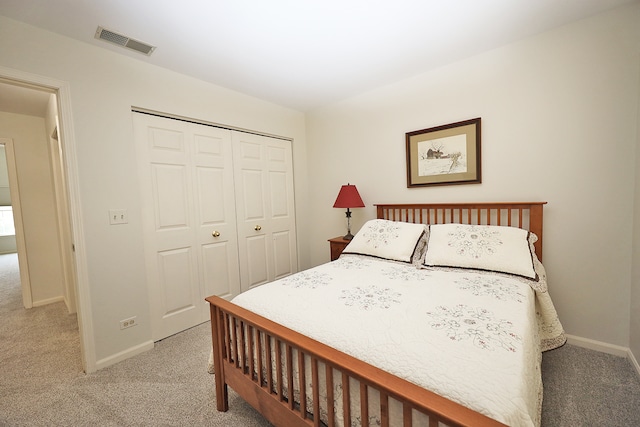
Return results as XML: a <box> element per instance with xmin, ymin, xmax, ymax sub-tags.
<box><xmin>109</xmin><ymin>209</ymin><xmax>128</xmax><ymax>225</ymax></box>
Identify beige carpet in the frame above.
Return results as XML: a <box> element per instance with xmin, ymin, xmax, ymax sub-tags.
<box><xmin>2</xmin><ymin>252</ymin><xmax>640</xmax><ymax>426</ymax></box>
<box><xmin>0</xmin><ymin>253</ymin><xmax>270</xmax><ymax>427</ymax></box>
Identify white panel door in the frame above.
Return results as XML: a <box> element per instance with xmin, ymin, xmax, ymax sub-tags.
<box><xmin>133</xmin><ymin>113</ymin><xmax>240</xmax><ymax>341</ymax></box>
<box><xmin>232</xmin><ymin>132</ymin><xmax>297</xmax><ymax>291</ymax></box>
<box><xmin>191</xmin><ymin>127</ymin><xmax>241</xmax><ymax>303</ymax></box>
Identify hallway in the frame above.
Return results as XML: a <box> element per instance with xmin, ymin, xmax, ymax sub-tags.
<box><xmin>0</xmin><ymin>252</ymin><xmax>82</xmax><ymax>414</ymax></box>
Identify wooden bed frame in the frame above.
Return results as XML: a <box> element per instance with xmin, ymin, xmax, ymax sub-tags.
<box><xmin>206</xmin><ymin>202</ymin><xmax>546</xmax><ymax>427</ymax></box>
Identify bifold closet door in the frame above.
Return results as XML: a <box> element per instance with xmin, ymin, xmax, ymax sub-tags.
<box><xmin>133</xmin><ymin>113</ymin><xmax>241</xmax><ymax>341</ymax></box>
<box><xmin>232</xmin><ymin>131</ymin><xmax>298</xmax><ymax>291</ymax></box>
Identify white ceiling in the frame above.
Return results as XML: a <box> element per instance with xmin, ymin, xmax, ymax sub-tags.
<box><xmin>0</xmin><ymin>0</ymin><xmax>636</xmax><ymax>112</ymax></box>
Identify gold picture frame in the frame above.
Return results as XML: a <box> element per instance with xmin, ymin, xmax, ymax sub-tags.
<box><xmin>406</xmin><ymin>118</ymin><xmax>481</xmax><ymax>187</ymax></box>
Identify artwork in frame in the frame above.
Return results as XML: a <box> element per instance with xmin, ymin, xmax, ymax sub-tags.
<box><xmin>406</xmin><ymin>117</ymin><xmax>481</xmax><ymax>187</ymax></box>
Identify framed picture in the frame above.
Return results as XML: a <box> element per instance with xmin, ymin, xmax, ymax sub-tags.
<box><xmin>406</xmin><ymin>117</ymin><xmax>481</xmax><ymax>187</ymax></box>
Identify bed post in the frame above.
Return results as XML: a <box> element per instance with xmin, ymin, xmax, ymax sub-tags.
<box><xmin>529</xmin><ymin>203</ymin><xmax>546</xmax><ymax>260</ymax></box>
<box><xmin>210</xmin><ymin>302</ymin><xmax>229</xmax><ymax>411</ymax></box>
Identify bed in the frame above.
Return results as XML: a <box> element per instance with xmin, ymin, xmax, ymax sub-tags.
<box><xmin>205</xmin><ymin>202</ymin><xmax>565</xmax><ymax>427</ymax></box>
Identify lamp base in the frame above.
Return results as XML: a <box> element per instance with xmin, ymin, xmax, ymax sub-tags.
<box><xmin>343</xmin><ymin>232</ymin><xmax>354</xmax><ymax>240</ymax></box>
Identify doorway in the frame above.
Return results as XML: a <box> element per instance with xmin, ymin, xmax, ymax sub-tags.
<box><xmin>0</xmin><ymin>74</ymin><xmax>88</xmax><ymax>371</ymax></box>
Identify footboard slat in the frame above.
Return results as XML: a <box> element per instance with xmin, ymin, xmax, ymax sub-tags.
<box><xmin>275</xmin><ymin>338</ymin><xmax>283</xmax><ymax>402</ymax></box>
<box><xmin>230</xmin><ymin>316</ymin><xmax>237</xmax><ymax>367</ymax></box>
<box><xmin>311</xmin><ymin>357</ymin><xmax>320</xmax><ymax>427</ymax></box>
<box><xmin>247</xmin><ymin>325</ymin><xmax>255</xmax><ymax>380</ymax></box>
<box><xmin>256</xmin><ymin>329</ymin><xmax>263</xmax><ymax>385</ymax></box>
<box><xmin>360</xmin><ymin>382</ymin><xmax>369</xmax><ymax>427</ymax></box>
<box><xmin>240</xmin><ymin>320</ymin><xmax>246</xmax><ymax>370</ymax></box>
<box><xmin>286</xmin><ymin>344</ymin><xmax>294</xmax><ymax>410</ymax></box>
<box><xmin>222</xmin><ymin>313</ymin><xmax>231</xmax><ymax>362</ymax></box>
<box><xmin>380</xmin><ymin>392</ymin><xmax>389</xmax><ymax>427</ymax></box>
<box><xmin>326</xmin><ymin>365</ymin><xmax>335</xmax><ymax>427</ymax></box>
<box><xmin>265</xmin><ymin>333</ymin><xmax>273</xmax><ymax>393</ymax></box>
<box><xmin>207</xmin><ymin>295</ymin><xmax>507</xmax><ymax>427</ymax></box>
<box><xmin>403</xmin><ymin>402</ymin><xmax>412</xmax><ymax>427</ymax></box>
<box><xmin>298</xmin><ymin>350</ymin><xmax>307</xmax><ymax>420</ymax></box>
<box><xmin>342</xmin><ymin>372</ymin><xmax>351</xmax><ymax>426</ymax></box>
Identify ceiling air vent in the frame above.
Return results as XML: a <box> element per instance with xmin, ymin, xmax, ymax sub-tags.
<box><xmin>95</xmin><ymin>26</ymin><xmax>156</xmax><ymax>56</ymax></box>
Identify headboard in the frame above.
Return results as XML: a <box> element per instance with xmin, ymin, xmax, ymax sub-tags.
<box><xmin>375</xmin><ymin>202</ymin><xmax>546</xmax><ymax>261</ymax></box>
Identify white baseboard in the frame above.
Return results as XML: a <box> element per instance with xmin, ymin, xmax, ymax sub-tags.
<box><xmin>565</xmin><ymin>334</ymin><xmax>640</xmax><ymax>377</ymax></box>
<box><xmin>629</xmin><ymin>349</ymin><xmax>640</xmax><ymax>378</ymax></box>
<box><xmin>32</xmin><ymin>296</ymin><xmax>64</xmax><ymax>307</ymax></box>
<box><xmin>565</xmin><ymin>334</ymin><xmax>629</xmax><ymax>356</ymax></box>
<box><xmin>95</xmin><ymin>340</ymin><xmax>154</xmax><ymax>371</ymax></box>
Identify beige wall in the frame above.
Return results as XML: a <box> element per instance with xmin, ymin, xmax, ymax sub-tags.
<box><xmin>0</xmin><ymin>111</ymin><xmax>65</xmax><ymax>303</ymax></box>
<box><xmin>0</xmin><ymin>15</ymin><xmax>308</xmax><ymax>369</ymax></box>
<box><xmin>0</xmin><ymin>236</ymin><xmax>16</xmax><ymax>254</ymax></box>
<box><xmin>307</xmin><ymin>4</ymin><xmax>640</xmax><ymax>351</ymax></box>
<box><xmin>631</xmin><ymin>55</ymin><xmax>640</xmax><ymax>363</ymax></box>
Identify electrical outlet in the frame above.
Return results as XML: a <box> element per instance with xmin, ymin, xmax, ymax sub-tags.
<box><xmin>120</xmin><ymin>316</ymin><xmax>137</xmax><ymax>330</ymax></box>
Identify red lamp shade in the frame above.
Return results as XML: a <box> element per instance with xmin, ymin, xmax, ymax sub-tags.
<box><xmin>333</xmin><ymin>184</ymin><xmax>365</xmax><ymax>209</ymax></box>
<box><xmin>333</xmin><ymin>184</ymin><xmax>365</xmax><ymax>240</ymax></box>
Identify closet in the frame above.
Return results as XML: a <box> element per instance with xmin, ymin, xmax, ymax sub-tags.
<box><xmin>132</xmin><ymin>112</ymin><xmax>297</xmax><ymax>341</ymax></box>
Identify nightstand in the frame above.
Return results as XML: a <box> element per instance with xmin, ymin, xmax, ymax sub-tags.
<box><xmin>328</xmin><ymin>236</ymin><xmax>351</xmax><ymax>261</ymax></box>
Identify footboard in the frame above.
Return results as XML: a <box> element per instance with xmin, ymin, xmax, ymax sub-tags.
<box><xmin>206</xmin><ymin>296</ymin><xmax>506</xmax><ymax>427</ymax></box>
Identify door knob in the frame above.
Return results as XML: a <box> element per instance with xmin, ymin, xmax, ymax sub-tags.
<box><xmin>212</xmin><ymin>231</ymin><xmax>220</xmax><ymax>237</ymax></box>
<box><xmin>254</xmin><ymin>225</ymin><xmax>262</xmax><ymax>231</ymax></box>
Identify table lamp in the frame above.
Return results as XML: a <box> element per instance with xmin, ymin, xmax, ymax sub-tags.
<box><xmin>333</xmin><ymin>184</ymin><xmax>365</xmax><ymax>240</ymax></box>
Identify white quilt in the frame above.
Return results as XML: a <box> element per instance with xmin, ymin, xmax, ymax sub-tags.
<box><xmin>230</xmin><ymin>254</ymin><xmax>565</xmax><ymax>427</ymax></box>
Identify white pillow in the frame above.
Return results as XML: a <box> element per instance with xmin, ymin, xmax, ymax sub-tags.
<box><xmin>343</xmin><ymin>219</ymin><xmax>427</xmax><ymax>263</ymax></box>
<box><xmin>424</xmin><ymin>223</ymin><xmax>537</xmax><ymax>279</ymax></box>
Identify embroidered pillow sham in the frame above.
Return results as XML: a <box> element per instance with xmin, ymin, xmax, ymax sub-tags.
<box><xmin>343</xmin><ymin>219</ymin><xmax>427</xmax><ymax>263</ymax></box>
<box><xmin>423</xmin><ymin>223</ymin><xmax>537</xmax><ymax>280</ymax></box>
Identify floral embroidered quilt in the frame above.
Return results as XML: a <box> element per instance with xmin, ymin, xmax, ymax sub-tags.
<box><xmin>231</xmin><ymin>254</ymin><xmax>565</xmax><ymax>427</ymax></box>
